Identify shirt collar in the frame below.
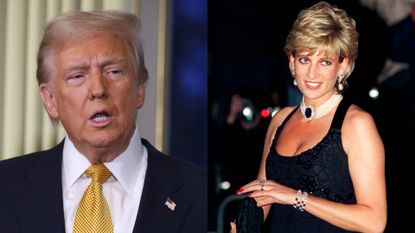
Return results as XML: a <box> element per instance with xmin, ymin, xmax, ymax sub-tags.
<box><xmin>62</xmin><ymin>127</ymin><xmax>145</xmax><ymax>195</ymax></box>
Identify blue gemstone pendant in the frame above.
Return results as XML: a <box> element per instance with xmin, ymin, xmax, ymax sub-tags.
<box><xmin>302</xmin><ymin>105</ymin><xmax>315</xmax><ymax>120</ymax></box>
<box><xmin>305</xmin><ymin>107</ymin><xmax>312</xmax><ymax>119</ymax></box>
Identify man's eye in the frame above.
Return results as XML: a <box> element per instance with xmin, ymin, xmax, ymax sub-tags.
<box><xmin>69</xmin><ymin>74</ymin><xmax>85</xmax><ymax>80</ymax></box>
<box><xmin>106</xmin><ymin>69</ymin><xmax>123</xmax><ymax>76</ymax></box>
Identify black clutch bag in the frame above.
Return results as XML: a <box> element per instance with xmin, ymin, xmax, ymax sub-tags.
<box><xmin>235</xmin><ymin>197</ymin><xmax>263</xmax><ymax>233</ymax></box>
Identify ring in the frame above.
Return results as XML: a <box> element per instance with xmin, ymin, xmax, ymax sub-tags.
<box><xmin>259</xmin><ymin>180</ymin><xmax>265</xmax><ymax>191</ymax></box>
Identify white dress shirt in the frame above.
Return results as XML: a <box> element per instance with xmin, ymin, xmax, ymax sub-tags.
<box><xmin>62</xmin><ymin>127</ymin><xmax>148</xmax><ymax>233</ymax></box>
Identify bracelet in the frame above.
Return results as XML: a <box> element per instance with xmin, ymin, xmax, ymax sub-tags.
<box><xmin>293</xmin><ymin>189</ymin><xmax>308</xmax><ymax>212</ymax></box>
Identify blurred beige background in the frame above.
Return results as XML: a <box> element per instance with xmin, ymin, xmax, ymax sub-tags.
<box><xmin>0</xmin><ymin>0</ymin><xmax>170</xmax><ymax>160</ymax></box>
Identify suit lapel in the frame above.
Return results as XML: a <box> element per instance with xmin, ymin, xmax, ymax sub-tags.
<box><xmin>133</xmin><ymin>140</ymin><xmax>191</xmax><ymax>233</ymax></box>
<box><xmin>11</xmin><ymin>139</ymin><xmax>192</xmax><ymax>233</ymax></box>
<box><xmin>14</xmin><ymin>141</ymin><xmax>66</xmax><ymax>233</ymax></box>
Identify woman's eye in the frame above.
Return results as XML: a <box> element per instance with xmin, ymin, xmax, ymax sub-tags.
<box><xmin>299</xmin><ymin>57</ymin><xmax>308</xmax><ymax>64</ymax></box>
<box><xmin>321</xmin><ymin>60</ymin><xmax>332</xmax><ymax>66</ymax></box>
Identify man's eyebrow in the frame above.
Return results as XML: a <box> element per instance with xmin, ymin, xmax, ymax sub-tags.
<box><xmin>65</xmin><ymin>62</ymin><xmax>89</xmax><ymax>71</ymax></box>
<box><xmin>61</xmin><ymin>62</ymin><xmax>89</xmax><ymax>77</ymax></box>
<box><xmin>99</xmin><ymin>58</ymin><xmax>128</xmax><ymax>68</ymax></box>
<box><xmin>63</xmin><ymin>58</ymin><xmax>128</xmax><ymax>73</ymax></box>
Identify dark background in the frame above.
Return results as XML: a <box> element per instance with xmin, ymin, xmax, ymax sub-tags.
<box><xmin>208</xmin><ymin>0</ymin><xmax>415</xmax><ymax>232</ymax></box>
<box><xmin>169</xmin><ymin>0</ymin><xmax>207</xmax><ymax>168</ymax></box>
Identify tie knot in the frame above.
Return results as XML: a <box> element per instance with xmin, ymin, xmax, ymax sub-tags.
<box><xmin>86</xmin><ymin>163</ymin><xmax>112</xmax><ymax>184</ymax></box>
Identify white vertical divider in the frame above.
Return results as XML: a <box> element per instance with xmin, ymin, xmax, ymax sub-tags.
<box><xmin>2</xmin><ymin>0</ymin><xmax>27</xmax><ymax>159</ymax></box>
<box><xmin>24</xmin><ymin>0</ymin><xmax>47</xmax><ymax>154</ymax></box>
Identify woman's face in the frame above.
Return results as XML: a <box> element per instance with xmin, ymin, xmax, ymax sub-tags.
<box><xmin>290</xmin><ymin>50</ymin><xmax>348</xmax><ymax>106</ymax></box>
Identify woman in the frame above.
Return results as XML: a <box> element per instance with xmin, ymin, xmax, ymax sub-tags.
<box><xmin>232</xmin><ymin>1</ymin><xmax>386</xmax><ymax>232</ymax></box>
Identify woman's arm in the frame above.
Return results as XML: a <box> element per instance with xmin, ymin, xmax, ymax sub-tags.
<box><xmin>304</xmin><ymin>105</ymin><xmax>386</xmax><ymax>232</ymax></box>
<box><xmin>239</xmin><ymin>105</ymin><xmax>387</xmax><ymax>233</ymax></box>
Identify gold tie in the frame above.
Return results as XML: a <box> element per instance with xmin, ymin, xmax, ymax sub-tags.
<box><xmin>73</xmin><ymin>163</ymin><xmax>113</xmax><ymax>233</ymax></box>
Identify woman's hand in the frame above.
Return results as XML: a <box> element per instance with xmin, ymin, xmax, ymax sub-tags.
<box><xmin>236</xmin><ymin>179</ymin><xmax>297</xmax><ymax>207</ymax></box>
<box><xmin>229</xmin><ymin>221</ymin><xmax>237</xmax><ymax>233</ymax></box>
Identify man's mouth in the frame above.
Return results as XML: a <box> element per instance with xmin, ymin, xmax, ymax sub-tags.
<box><xmin>90</xmin><ymin>111</ymin><xmax>111</xmax><ymax>123</ymax></box>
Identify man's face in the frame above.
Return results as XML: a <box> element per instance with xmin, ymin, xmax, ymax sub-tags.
<box><xmin>40</xmin><ymin>33</ymin><xmax>145</xmax><ymax>159</ymax></box>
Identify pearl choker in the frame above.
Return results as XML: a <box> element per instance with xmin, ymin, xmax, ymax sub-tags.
<box><xmin>300</xmin><ymin>94</ymin><xmax>343</xmax><ymax>121</ymax></box>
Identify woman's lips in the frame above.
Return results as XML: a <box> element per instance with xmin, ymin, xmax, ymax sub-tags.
<box><xmin>305</xmin><ymin>81</ymin><xmax>322</xmax><ymax>90</ymax></box>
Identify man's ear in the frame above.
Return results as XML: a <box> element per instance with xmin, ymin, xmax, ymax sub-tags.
<box><xmin>136</xmin><ymin>83</ymin><xmax>145</xmax><ymax>109</ymax></box>
<box><xmin>39</xmin><ymin>83</ymin><xmax>59</xmax><ymax>119</ymax></box>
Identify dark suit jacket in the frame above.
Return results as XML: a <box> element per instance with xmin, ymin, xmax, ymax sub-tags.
<box><xmin>0</xmin><ymin>138</ymin><xmax>207</xmax><ymax>233</ymax></box>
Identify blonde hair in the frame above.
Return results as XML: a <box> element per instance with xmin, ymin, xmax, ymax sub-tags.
<box><xmin>284</xmin><ymin>1</ymin><xmax>358</xmax><ymax>92</ymax></box>
<box><xmin>36</xmin><ymin>10</ymin><xmax>148</xmax><ymax>85</ymax></box>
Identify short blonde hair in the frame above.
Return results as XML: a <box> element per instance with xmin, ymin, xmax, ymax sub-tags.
<box><xmin>36</xmin><ymin>10</ymin><xmax>148</xmax><ymax>85</ymax></box>
<box><xmin>284</xmin><ymin>1</ymin><xmax>358</xmax><ymax>92</ymax></box>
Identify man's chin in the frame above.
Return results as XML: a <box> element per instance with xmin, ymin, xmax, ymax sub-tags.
<box><xmin>88</xmin><ymin>136</ymin><xmax>120</xmax><ymax>148</ymax></box>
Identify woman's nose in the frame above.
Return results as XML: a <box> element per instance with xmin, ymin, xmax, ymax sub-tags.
<box><xmin>308</xmin><ymin>64</ymin><xmax>319</xmax><ymax>79</ymax></box>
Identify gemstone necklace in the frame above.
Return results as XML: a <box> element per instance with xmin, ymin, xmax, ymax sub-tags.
<box><xmin>300</xmin><ymin>93</ymin><xmax>343</xmax><ymax>121</ymax></box>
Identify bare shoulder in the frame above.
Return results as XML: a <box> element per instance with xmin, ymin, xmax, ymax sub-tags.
<box><xmin>263</xmin><ymin>105</ymin><xmax>297</xmax><ymax>145</ymax></box>
<box><xmin>269</xmin><ymin>105</ymin><xmax>297</xmax><ymax>129</ymax></box>
<box><xmin>342</xmin><ymin>104</ymin><xmax>383</xmax><ymax>152</ymax></box>
<box><xmin>343</xmin><ymin>104</ymin><xmax>377</xmax><ymax>131</ymax></box>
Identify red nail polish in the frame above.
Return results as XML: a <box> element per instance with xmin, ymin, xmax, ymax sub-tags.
<box><xmin>247</xmin><ymin>193</ymin><xmax>252</xmax><ymax>197</ymax></box>
<box><xmin>236</xmin><ymin>188</ymin><xmax>244</xmax><ymax>194</ymax></box>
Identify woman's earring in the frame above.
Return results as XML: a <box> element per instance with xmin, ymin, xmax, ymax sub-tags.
<box><xmin>290</xmin><ymin>68</ymin><xmax>297</xmax><ymax>86</ymax></box>
<box><xmin>337</xmin><ymin>74</ymin><xmax>344</xmax><ymax>91</ymax></box>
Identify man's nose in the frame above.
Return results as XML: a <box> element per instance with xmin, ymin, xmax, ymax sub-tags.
<box><xmin>88</xmin><ymin>72</ymin><xmax>108</xmax><ymax>99</ymax></box>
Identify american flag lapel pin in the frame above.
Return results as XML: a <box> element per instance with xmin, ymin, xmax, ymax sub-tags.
<box><xmin>165</xmin><ymin>197</ymin><xmax>177</xmax><ymax>211</ymax></box>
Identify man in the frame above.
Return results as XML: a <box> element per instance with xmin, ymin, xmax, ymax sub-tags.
<box><xmin>0</xmin><ymin>11</ymin><xmax>206</xmax><ymax>233</ymax></box>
